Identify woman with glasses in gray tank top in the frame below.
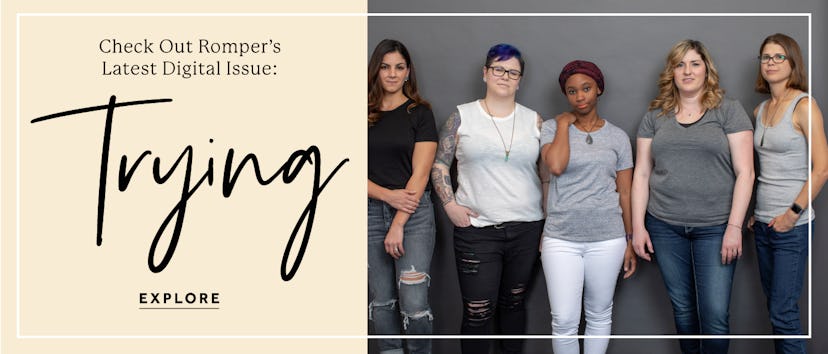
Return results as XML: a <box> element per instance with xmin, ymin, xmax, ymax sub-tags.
<box><xmin>749</xmin><ymin>33</ymin><xmax>828</xmax><ymax>354</ymax></box>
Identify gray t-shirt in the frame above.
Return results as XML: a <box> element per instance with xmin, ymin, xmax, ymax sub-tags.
<box><xmin>637</xmin><ymin>98</ymin><xmax>753</xmax><ymax>226</ymax></box>
<box><xmin>541</xmin><ymin>119</ymin><xmax>633</xmax><ymax>242</ymax></box>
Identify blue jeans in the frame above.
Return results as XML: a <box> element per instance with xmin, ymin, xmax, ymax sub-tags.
<box><xmin>368</xmin><ymin>191</ymin><xmax>435</xmax><ymax>354</ymax></box>
<box><xmin>646</xmin><ymin>213</ymin><xmax>736</xmax><ymax>354</ymax></box>
<box><xmin>753</xmin><ymin>220</ymin><xmax>809</xmax><ymax>354</ymax></box>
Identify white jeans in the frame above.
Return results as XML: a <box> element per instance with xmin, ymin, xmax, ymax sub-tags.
<box><xmin>540</xmin><ymin>236</ymin><xmax>627</xmax><ymax>354</ymax></box>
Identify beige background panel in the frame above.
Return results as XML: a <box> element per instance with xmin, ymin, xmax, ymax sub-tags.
<box><xmin>18</xmin><ymin>14</ymin><xmax>365</xmax><ymax>335</ymax></box>
<box><xmin>4</xmin><ymin>339</ymin><xmax>366</xmax><ymax>354</ymax></box>
<box><xmin>3</xmin><ymin>1</ymin><xmax>368</xmax><ymax>352</ymax></box>
<box><xmin>6</xmin><ymin>1</ymin><xmax>365</xmax><ymax>13</ymax></box>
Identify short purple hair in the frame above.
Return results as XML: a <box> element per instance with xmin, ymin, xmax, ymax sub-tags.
<box><xmin>485</xmin><ymin>43</ymin><xmax>525</xmax><ymax>73</ymax></box>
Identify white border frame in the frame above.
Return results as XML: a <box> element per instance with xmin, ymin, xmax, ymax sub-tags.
<box><xmin>10</xmin><ymin>12</ymin><xmax>812</xmax><ymax>341</ymax></box>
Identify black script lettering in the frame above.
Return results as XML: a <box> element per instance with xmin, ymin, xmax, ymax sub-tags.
<box><xmin>31</xmin><ymin>96</ymin><xmax>350</xmax><ymax>280</ymax></box>
<box><xmin>222</xmin><ymin>146</ymin><xmax>348</xmax><ymax>280</ymax></box>
<box><xmin>119</xmin><ymin>143</ymin><xmax>214</xmax><ymax>272</ymax></box>
<box><xmin>31</xmin><ymin>96</ymin><xmax>173</xmax><ymax>247</ymax></box>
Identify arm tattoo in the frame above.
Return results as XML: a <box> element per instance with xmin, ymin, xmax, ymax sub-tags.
<box><xmin>431</xmin><ymin>111</ymin><xmax>461</xmax><ymax>205</ymax></box>
<box><xmin>430</xmin><ymin>167</ymin><xmax>455</xmax><ymax>205</ymax></box>
<box><xmin>435</xmin><ymin>111</ymin><xmax>460</xmax><ymax>166</ymax></box>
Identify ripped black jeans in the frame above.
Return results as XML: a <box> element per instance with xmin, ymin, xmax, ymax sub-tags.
<box><xmin>453</xmin><ymin>220</ymin><xmax>543</xmax><ymax>354</ymax></box>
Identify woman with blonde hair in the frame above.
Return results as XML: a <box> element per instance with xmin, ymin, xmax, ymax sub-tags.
<box><xmin>631</xmin><ymin>39</ymin><xmax>754</xmax><ymax>354</ymax></box>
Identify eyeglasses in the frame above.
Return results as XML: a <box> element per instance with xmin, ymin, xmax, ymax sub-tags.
<box><xmin>487</xmin><ymin>65</ymin><xmax>522</xmax><ymax>80</ymax></box>
<box><xmin>759</xmin><ymin>54</ymin><xmax>788</xmax><ymax>64</ymax></box>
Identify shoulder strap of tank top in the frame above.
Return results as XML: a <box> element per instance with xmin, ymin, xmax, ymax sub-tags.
<box><xmin>782</xmin><ymin>92</ymin><xmax>810</xmax><ymax>123</ymax></box>
<box><xmin>757</xmin><ymin>99</ymin><xmax>769</xmax><ymax>125</ymax></box>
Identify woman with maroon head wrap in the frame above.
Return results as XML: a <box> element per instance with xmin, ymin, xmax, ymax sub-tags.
<box><xmin>540</xmin><ymin>60</ymin><xmax>637</xmax><ymax>354</ymax></box>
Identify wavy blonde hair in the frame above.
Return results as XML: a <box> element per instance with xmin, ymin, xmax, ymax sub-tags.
<box><xmin>648</xmin><ymin>39</ymin><xmax>724</xmax><ymax>116</ymax></box>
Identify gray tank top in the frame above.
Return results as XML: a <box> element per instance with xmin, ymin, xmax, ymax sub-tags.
<box><xmin>754</xmin><ymin>92</ymin><xmax>814</xmax><ymax>225</ymax></box>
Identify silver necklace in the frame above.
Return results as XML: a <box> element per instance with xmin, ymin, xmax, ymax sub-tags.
<box><xmin>677</xmin><ymin>106</ymin><xmax>706</xmax><ymax>124</ymax></box>
<box><xmin>575</xmin><ymin>117</ymin><xmax>601</xmax><ymax>145</ymax></box>
<box><xmin>482</xmin><ymin>99</ymin><xmax>516</xmax><ymax>161</ymax></box>
<box><xmin>760</xmin><ymin>89</ymin><xmax>793</xmax><ymax>147</ymax></box>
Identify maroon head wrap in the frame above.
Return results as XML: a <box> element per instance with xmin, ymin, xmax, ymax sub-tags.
<box><xmin>559</xmin><ymin>60</ymin><xmax>605</xmax><ymax>96</ymax></box>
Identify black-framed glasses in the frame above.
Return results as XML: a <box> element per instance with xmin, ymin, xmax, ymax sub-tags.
<box><xmin>759</xmin><ymin>54</ymin><xmax>788</xmax><ymax>64</ymax></box>
<box><xmin>487</xmin><ymin>65</ymin><xmax>522</xmax><ymax>80</ymax></box>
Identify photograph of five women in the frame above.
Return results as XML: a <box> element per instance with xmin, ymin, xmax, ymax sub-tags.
<box><xmin>367</xmin><ymin>15</ymin><xmax>825</xmax><ymax>354</ymax></box>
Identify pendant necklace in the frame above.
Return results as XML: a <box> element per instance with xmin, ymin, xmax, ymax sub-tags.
<box><xmin>576</xmin><ymin>117</ymin><xmax>601</xmax><ymax>145</ymax></box>
<box><xmin>677</xmin><ymin>106</ymin><xmax>706</xmax><ymax>125</ymax></box>
<box><xmin>760</xmin><ymin>89</ymin><xmax>792</xmax><ymax>147</ymax></box>
<box><xmin>482</xmin><ymin>99</ymin><xmax>516</xmax><ymax>161</ymax></box>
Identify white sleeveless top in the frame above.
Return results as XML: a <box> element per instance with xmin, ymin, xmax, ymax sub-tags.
<box><xmin>454</xmin><ymin>100</ymin><xmax>544</xmax><ymax>227</ymax></box>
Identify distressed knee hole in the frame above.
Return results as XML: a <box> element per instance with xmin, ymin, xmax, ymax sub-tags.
<box><xmin>400</xmin><ymin>309</ymin><xmax>433</xmax><ymax>330</ymax></box>
<box><xmin>368</xmin><ymin>299</ymin><xmax>397</xmax><ymax>321</ymax></box>
<box><xmin>463</xmin><ymin>298</ymin><xmax>494</xmax><ymax>326</ymax></box>
<box><xmin>399</xmin><ymin>265</ymin><xmax>431</xmax><ymax>286</ymax></box>
<box><xmin>502</xmin><ymin>284</ymin><xmax>526</xmax><ymax>311</ymax></box>
<box><xmin>458</xmin><ymin>252</ymin><xmax>480</xmax><ymax>274</ymax></box>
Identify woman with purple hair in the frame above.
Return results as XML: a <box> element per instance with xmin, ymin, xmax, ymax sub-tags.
<box><xmin>431</xmin><ymin>43</ymin><xmax>545</xmax><ymax>354</ymax></box>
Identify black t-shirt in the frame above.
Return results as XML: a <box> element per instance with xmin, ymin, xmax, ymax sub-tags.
<box><xmin>368</xmin><ymin>100</ymin><xmax>438</xmax><ymax>190</ymax></box>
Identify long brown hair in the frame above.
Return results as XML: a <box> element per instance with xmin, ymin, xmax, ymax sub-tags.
<box><xmin>648</xmin><ymin>39</ymin><xmax>724</xmax><ymax>116</ymax></box>
<box><xmin>368</xmin><ymin>39</ymin><xmax>430</xmax><ymax>126</ymax></box>
<box><xmin>755</xmin><ymin>33</ymin><xmax>808</xmax><ymax>94</ymax></box>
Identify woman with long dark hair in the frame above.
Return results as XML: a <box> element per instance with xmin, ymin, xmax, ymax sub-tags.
<box><xmin>368</xmin><ymin>39</ymin><xmax>438</xmax><ymax>354</ymax></box>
